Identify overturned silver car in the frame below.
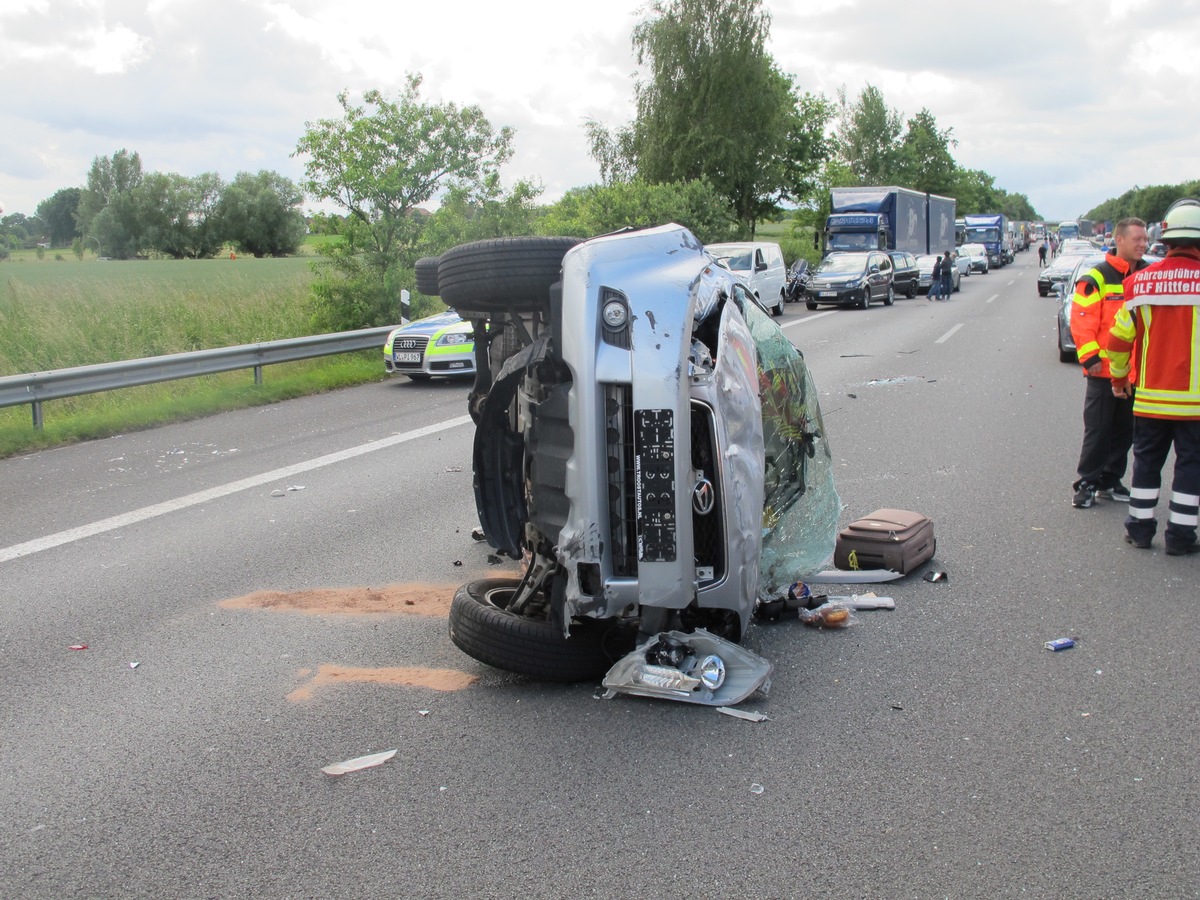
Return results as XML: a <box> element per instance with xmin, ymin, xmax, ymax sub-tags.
<box><xmin>423</xmin><ymin>224</ymin><xmax>839</xmax><ymax>682</ymax></box>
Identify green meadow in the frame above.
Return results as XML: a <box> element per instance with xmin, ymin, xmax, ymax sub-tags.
<box><xmin>0</xmin><ymin>250</ymin><xmax>386</xmax><ymax>458</ymax></box>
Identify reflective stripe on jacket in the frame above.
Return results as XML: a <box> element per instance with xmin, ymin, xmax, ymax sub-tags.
<box><xmin>1107</xmin><ymin>249</ymin><xmax>1200</xmax><ymax>420</ymax></box>
<box><xmin>1069</xmin><ymin>253</ymin><xmax>1146</xmax><ymax>377</ymax></box>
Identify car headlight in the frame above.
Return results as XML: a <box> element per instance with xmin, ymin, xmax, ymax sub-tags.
<box><xmin>436</xmin><ymin>332</ymin><xmax>470</xmax><ymax>347</ymax></box>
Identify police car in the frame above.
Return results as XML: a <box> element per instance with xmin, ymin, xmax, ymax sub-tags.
<box><xmin>382</xmin><ymin>310</ymin><xmax>475</xmax><ymax>381</ymax></box>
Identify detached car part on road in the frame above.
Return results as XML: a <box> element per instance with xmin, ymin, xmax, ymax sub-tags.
<box><xmin>421</xmin><ymin>226</ymin><xmax>840</xmax><ymax>684</ymax></box>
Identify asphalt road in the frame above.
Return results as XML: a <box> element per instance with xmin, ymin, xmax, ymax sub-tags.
<box><xmin>2</xmin><ymin>251</ymin><xmax>1197</xmax><ymax>899</ymax></box>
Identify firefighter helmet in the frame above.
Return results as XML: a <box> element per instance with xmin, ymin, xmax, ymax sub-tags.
<box><xmin>1161</xmin><ymin>199</ymin><xmax>1200</xmax><ymax>242</ymax></box>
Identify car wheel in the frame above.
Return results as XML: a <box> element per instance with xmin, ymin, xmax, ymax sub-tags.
<box><xmin>858</xmin><ymin>292</ymin><xmax>869</xmax><ymax>310</ymax></box>
<box><xmin>907</xmin><ymin>282</ymin><xmax>917</xmax><ymax>298</ymax></box>
<box><xmin>806</xmin><ymin>300</ymin><xmax>818</xmax><ymax>310</ymax></box>
<box><xmin>415</xmin><ymin>256</ymin><xmax>441</xmax><ymax>296</ymax></box>
<box><xmin>1039</xmin><ymin>289</ymin><xmax>1048</xmax><ymax>297</ymax></box>
<box><xmin>438</xmin><ymin>236</ymin><xmax>583</xmax><ymax>314</ymax></box>
<box><xmin>883</xmin><ymin>284</ymin><xmax>894</xmax><ymax>306</ymax></box>
<box><xmin>448</xmin><ymin>577</ymin><xmax>634</xmax><ymax>682</ymax></box>
<box><xmin>773</xmin><ymin>293</ymin><xmax>784</xmax><ymax>317</ymax></box>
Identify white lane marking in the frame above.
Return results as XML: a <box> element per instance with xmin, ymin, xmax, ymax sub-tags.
<box><xmin>986</xmin><ymin>294</ymin><xmax>999</xmax><ymax>304</ymax></box>
<box><xmin>781</xmin><ymin>310</ymin><xmax>838</xmax><ymax>329</ymax></box>
<box><xmin>0</xmin><ymin>415</ymin><xmax>474</xmax><ymax>565</ymax></box>
<box><xmin>935</xmin><ymin>323</ymin><xmax>965</xmax><ymax>344</ymax></box>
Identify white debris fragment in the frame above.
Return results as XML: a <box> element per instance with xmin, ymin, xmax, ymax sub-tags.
<box><xmin>286</xmin><ymin>485</ymin><xmax>306</xmax><ymax>492</ymax></box>
<box><xmin>270</xmin><ymin>489</ymin><xmax>286</xmax><ymax>497</ymax></box>
<box><xmin>749</xmin><ymin>783</ymin><xmax>765</xmax><ymax>795</ymax></box>
<box><xmin>321</xmin><ymin>749</ymin><xmax>397</xmax><ymax>776</ymax></box>
<box><xmin>716</xmin><ymin>707</ymin><xmax>769</xmax><ymax>722</ymax></box>
<box><xmin>129</xmin><ymin>661</ymin><xmax>140</xmax><ymax>669</ymax></box>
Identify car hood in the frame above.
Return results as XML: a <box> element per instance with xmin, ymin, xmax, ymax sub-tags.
<box><xmin>390</xmin><ymin>310</ymin><xmax>467</xmax><ymax>338</ymax></box>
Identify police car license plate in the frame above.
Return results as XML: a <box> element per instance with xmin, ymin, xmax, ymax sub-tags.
<box><xmin>394</xmin><ymin>352</ymin><xmax>421</xmax><ymax>363</ymax></box>
<box><xmin>820</xmin><ymin>291</ymin><xmax>836</xmax><ymax>297</ymax></box>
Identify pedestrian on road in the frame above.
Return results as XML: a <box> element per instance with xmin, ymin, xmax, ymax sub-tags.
<box><xmin>1068</xmin><ymin>217</ymin><xmax>1150</xmax><ymax>508</ymax></box>
<box><xmin>1107</xmin><ymin>200</ymin><xmax>1200</xmax><ymax>555</ymax></box>
<box><xmin>1038</xmin><ymin>241</ymin><xmax>1049</xmax><ymax>267</ymax></box>
<box><xmin>928</xmin><ymin>254</ymin><xmax>943</xmax><ymax>301</ymax></box>
<box><xmin>940</xmin><ymin>250</ymin><xmax>954</xmax><ymax>299</ymax></box>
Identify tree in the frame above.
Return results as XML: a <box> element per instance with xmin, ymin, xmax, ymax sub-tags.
<box><xmin>536</xmin><ymin>178</ymin><xmax>739</xmax><ymax>244</ymax></box>
<box><xmin>895</xmin><ymin>109</ymin><xmax>957</xmax><ymax>196</ymax></box>
<box><xmin>996</xmin><ymin>190</ymin><xmax>1040</xmax><ymax>221</ymax></box>
<box><xmin>419</xmin><ymin>174</ymin><xmax>542</xmax><ymax>251</ymax></box>
<box><xmin>295</xmin><ymin>76</ymin><xmax>514</xmax><ymax>330</ymax></box>
<box><xmin>951</xmin><ymin>168</ymin><xmax>1001</xmax><ymax>216</ymax></box>
<box><xmin>614</xmin><ymin>0</ymin><xmax>829</xmax><ymax>235</ymax></box>
<box><xmin>78</xmin><ymin>150</ymin><xmax>145</xmax><ymax>258</ymax></box>
<box><xmin>36</xmin><ymin>188</ymin><xmax>83</xmax><ymax>247</ymax></box>
<box><xmin>212</xmin><ymin>171</ymin><xmax>305</xmax><ymax>258</ymax></box>
<box><xmin>133</xmin><ymin>171</ymin><xmax>227</xmax><ymax>259</ymax></box>
<box><xmin>833</xmin><ymin>85</ymin><xmax>903</xmax><ymax>186</ymax></box>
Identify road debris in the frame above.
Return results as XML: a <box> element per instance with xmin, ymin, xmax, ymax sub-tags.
<box><xmin>1045</xmin><ymin>638</ymin><xmax>1076</xmax><ymax>652</ymax></box>
<box><xmin>749</xmin><ymin>783</ymin><xmax>765</xmax><ymax>795</ymax></box>
<box><xmin>923</xmin><ymin>570</ymin><xmax>948</xmax><ymax>583</ymax></box>
<box><xmin>270</xmin><ymin>489</ymin><xmax>285</xmax><ymax>498</ymax></box>
<box><xmin>286</xmin><ymin>485</ymin><xmax>306</xmax><ymax>492</ymax></box>
<box><xmin>68</xmin><ymin>644</ymin><xmax>88</xmax><ymax>651</ymax></box>
<box><xmin>321</xmin><ymin>748</ymin><xmax>398</xmax><ymax>776</ymax></box>
<box><xmin>716</xmin><ymin>707</ymin><xmax>769</xmax><ymax>723</ymax></box>
<box><xmin>129</xmin><ymin>661</ymin><xmax>140</xmax><ymax>669</ymax></box>
<box><xmin>444</xmin><ymin>466</ymin><xmax>463</xmax><ymax>473</ymax></box>
<box><xmin>470</xmin><ymin>527</ymin><xmax>486</xmax><ymax>542</ymax></box>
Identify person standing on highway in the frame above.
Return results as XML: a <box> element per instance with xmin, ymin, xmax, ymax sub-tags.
<box><xmin>1106</xmin><ymin>201</ymin><xmax>1200</xmax><ymax>555</ymax></box>
<box><xmin>1039</xmin><ymin>240</ymin><xmax>1049</xmax><ymax>267</ymax></box>
<box><xmin>928</xmin><ymin>254</ymin><xmax>943</xmax><ymax>301</ymax></box>
<box><xmin>940</xmin><ymin>250</ymin><xmax>954</xmax><ymax>299</ymax></box>
<box><xmin>1069</xmin><ymin>217</ymin><xmax>1150</xmax><ymax>508</ymax></box>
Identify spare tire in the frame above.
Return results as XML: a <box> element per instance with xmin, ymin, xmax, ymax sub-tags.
<box><xmin>438</xmin><ymin>236</ymin><xmax>582</xmax><ymax>314</ymax></box>
<box><xmin>415</xmin><ymin>256</ymin><xmax>441</xmax><ymax>296</ymax></box>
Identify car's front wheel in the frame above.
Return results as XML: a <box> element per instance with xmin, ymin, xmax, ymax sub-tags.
<box><xmin>448</xmin><ymin>577</ymin><xmax>634</xmax><ymax>682</ymax></box>
<box><xmin>806</xmin><ymin>300</ymin><xmax>818</xmax><ymax>310</ymax></box>
<box><xmin>438</xmin><ymin>236</ymin><xmax>582</xmax><ymax>314</ymax></box>
<box><xmin>883</xmin><ymin>284</ymin><xmax>895</xmax><ymax>306</ymax></box>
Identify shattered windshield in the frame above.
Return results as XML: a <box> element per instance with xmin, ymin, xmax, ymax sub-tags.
<box><xmin>731</xmin><ymin>294</ymin><xmax>841</xmax><ymax>595</ymax></box>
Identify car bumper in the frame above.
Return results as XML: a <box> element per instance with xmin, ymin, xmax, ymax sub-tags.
<box><xmin>805</xmin><ymin>286</ymin><xmax>869</xmax><ymax>306</ymax></box>
<box><xmin>384</xmin><ymin>342</ymin><xmax>475</xmax><ymax>377</ymax></box>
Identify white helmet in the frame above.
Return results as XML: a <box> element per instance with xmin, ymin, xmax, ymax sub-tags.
<box><xmin>1161</xmin><ymin>199</ymin><xmax>1200</xmax><ymax>242</ymax></box>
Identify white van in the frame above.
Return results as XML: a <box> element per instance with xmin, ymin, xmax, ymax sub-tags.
<box><xmin>706</xmin><ymin>241</ymin><xmax>788</xmax><ymax>316</ymax></box>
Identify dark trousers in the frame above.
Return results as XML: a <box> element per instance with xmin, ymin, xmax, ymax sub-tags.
<box><xmin>1076</xmin><ymin>375</ymin><xmax>1133</xmax><ymax>487</ymax></box>
<box><xmin>1126</xmin><ymin>417</ymin><xmax>1200</xmax><ymax>545</ymax></box>
<box><xmin>941</xmin><ymin>272</ymin><xmax>953</xmax><ymax>296</ymax></box>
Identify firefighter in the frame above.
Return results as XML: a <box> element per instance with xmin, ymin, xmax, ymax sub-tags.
<box><xmin>1107</xmin><ymin>200</ymin><xmax>1200</xmax><ymax>555</ymax></box>
<box><xmin>1069</xmin><ymin>217</ymin><xmax>1150</xmax><ymax>508</ymax></box>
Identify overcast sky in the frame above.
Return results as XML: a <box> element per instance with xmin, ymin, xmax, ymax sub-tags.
<box><xmin>2</xmin><ymin>0</ymin><xmax>1197</xmax><ymax>223</ymax></box>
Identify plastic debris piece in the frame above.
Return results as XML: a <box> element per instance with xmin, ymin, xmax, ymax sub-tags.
<box><xmin>924</xmin><ymin>570</ymin><xmax>948</xmax><ymax>583</ymax></box>
<box><xmin>129</xmin><ymin>661</ymin><xmax>140</xmax><ymax>669</ymax></box>
<box><xmin>806</xmin><ymin>568</ymin><xmax>903</xmax><ymax>584</ymax></box>
<box><xmin>321</xmin><ymin>748</ymin><xmax>397</xmax><ymax>776</ymax></box>
<box><xmin>749</xmin><ymin>783</ymin><xmax>765</xmax><ymax>795</ymax></box>
<box><xmin>486</xmin><ymin>553</ymin><xmax>503</xmax><ymax>565</ymax></box>
<box><xmin>418</xmin><ymin>709</ymin><xmax>430</xmax><ymax>717</ymax></box>
<box><xmin>1045</xmin><ymin>637</ymin><xmax>1075</xmax><ymax>652</ymax></box>
<box><xmin>839</xmin><ymin>593</ymin><xmax>895</xmax><ymax>610</ymax></box>
<box><xmin>470</xmin><ymin>527</ymin><xmax>486</xmax><ymax>542</ymax></box>
<box><xmin>286</xmin><ymin>485</ymin><xmax>306</xmax><ymax>492</ymax></box>
<box><xmin>452</xmin><ymin>560</ymin><xmax>463</xmax><ymax>567</ymax></box>
<box><xmin>798</xmin><ymin>601</ymin><xmax>854</xmax><ymax>629</ymax></box>
<box><xmin>716</xmin><ymin>707</ymin><xmax>769</xmax><ymax>723</ymax></box>
<box><xmin>68</xmin><ymin>644</ymin><xmax>88</xmax><ymax>651</ymax></box>
<box><xmin>444</xmin><ymin>466</ymin><xmax>463</xmax><ymax>473</ymax></box>
<box><xmin>270</xmin><ymin>489</ymin><xmax>286</xmax><ymax>497</ymax></box>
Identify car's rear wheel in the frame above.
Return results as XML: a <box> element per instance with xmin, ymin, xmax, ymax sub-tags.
<box><xmin>448</xmin><ymin>577</ymin><xmax>634</xmax><ymax>682</ymax></box>
<box><xmin>907</xmin><ymin>281</ymin><xmax>917</xmax><ymax>298</ymax></box>
<box><xmin>438</xmin><ymin>236</ymin><xmax>582</xmax><ymax>314</ymax></box>
<box><xmin>773</xmin><ymin>293</ymin><xmax>784</xmax><ymax>316</ymax></box>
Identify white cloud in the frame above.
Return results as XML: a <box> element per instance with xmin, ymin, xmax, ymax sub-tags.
<box><xmin>2</xmin><ymin>0</ymin><xmax>1199</xmax><ymax>221</ymax></box>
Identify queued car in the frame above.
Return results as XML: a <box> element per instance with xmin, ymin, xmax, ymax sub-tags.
<box><xmin>383</xmin><ymin>309</ymin><xmax>475</xmax><ymax>381</ymax></box>
<box><xmin>915</xmin><ymin>254</ymin><xmax>961</xmax><ymax>294</ymax></box>
<box><xmin>804</xmin><ymin>250</ymin><xmax>895</xmax><ymax>309</ymax></box>
<box><xmin>1055</xmin><ymin>253</ymin><xmax>1107</xmax><ymax>362</ymax></box>
<box><xmin>952</xmin><ymin>249</ymin><xmax>972</xmax><ymax>279</ymax></box>
<box><xmin>887</xmin><ymin>251</ymin><xmax>921</xmax><ymax>298</ymax></box>
<box><xmin>958</xmin><ymin>243</ymin><xmax>990</xmax><ymax>274</ymax></box>
<box><xmin>706</xmin><ymin>241</ymin><xmax>788</xmax><ymax>316</ymax></box>
<box><xmin>1038</xmin><ymin>250</ymin><xmax>1093</xmax><ymax>297</ymax></box>
<box><xmin>1061</xmin><ymin>239</ymin><xmax>1099</xmax><ymax>256</ymax></box>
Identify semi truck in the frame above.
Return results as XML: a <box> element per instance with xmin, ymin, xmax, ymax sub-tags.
<box><xmin>962</xmin><ymin>213</ymin><xmax>1010</xmax><ymax>268</ymax></box>
<box><xmin>819</xmin><ymin>186</ymin><xmax>956</xmax><ymax>257</ymax></box>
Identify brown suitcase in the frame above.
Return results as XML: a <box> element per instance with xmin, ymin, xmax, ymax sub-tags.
<box><xmin>834</xmin><ymin>508</ymin><xmax>935</xmax><ymax>574</ymax></box>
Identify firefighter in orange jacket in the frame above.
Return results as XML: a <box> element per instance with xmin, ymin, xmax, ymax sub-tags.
<box><xmin>1068</xmin><ymin>217</ymin><xmax>1150</xmax><ymax>508</ymax></box>
<box><xmin>1107</xmin><ymin>200</ymin><xmax>1200</xmax><ymax>555</ymax></box>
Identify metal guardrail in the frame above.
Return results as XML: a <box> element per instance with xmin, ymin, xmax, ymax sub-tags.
<box><xmin>0</xmin><ymin>326</ymin><xmax>394</xmax><ymax>429</ymax></box>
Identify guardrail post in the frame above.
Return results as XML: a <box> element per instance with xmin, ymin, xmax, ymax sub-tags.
<box><xmin>32</xmin><ymin>401</ymin><xmax>44</xmax><ymax>431</ymax></box>
<box><xmin>253</xmin><ymin>365</ymin><xmax>263</xmax><ymax>385</ymax></box>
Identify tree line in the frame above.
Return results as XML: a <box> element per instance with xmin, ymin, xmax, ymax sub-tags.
<box><xmin>1084</xmin><ymin>181</ymin><xmax>1200</xmax><ymax>226</ymax></box>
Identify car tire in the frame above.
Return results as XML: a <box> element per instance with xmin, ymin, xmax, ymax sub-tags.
<box><xmin>806</xmin><ymin>300</ymin><xmax>818</xmax><ymax>310</ymax></box>
<box><xmin>883</xmin><ymin>284</ymin><xmax>894</xmax><ymax>307</ymax></box>
<box><xmin>858</xmin><ymin>292</ymin><xmax>869</xmax><ymax>310</ymax></box>
<box><xmin>907</xmin><ymin>282</ymin><xmax>917</xmax><ymax>298</ymax></box>
<box><xmin>1039</xmin><ymin>289</ymin><xmax>1049</xmax><ymax>297</ymax></box>
<box><xmin>448</xmin><ymin>577</ymin><xmax>634</xmax><ymax>682</ymax></box>
<box><xmin>415</xmin><ymin>257</ymin><xmax>441</xmax><ymax>296</ymax></box>
<box><xmin>773</xmin><ymin>293</ymin><xmax>784</xmax><ymax>316</ymax></box>
<box><xmin>438</xmin><ymin>236</ymin><xmax>583</xmax><ymax>314</ymax></box>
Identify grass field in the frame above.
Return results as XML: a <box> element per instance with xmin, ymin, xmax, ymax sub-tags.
<box><xmin>0</xmin><ymin>251</ymin><xmax>388</xmax><ymax>458</ymax></box>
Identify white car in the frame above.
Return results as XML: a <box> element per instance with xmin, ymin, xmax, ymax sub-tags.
<box><xmin>958</xmin><ymin>243</ymin><xmax>990</xmax><ymax>274</ymax></box>
<box><xmin>706</xmin><ymin>241</ymin><xmax>788</xmax><ymax>316</ymax></box>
